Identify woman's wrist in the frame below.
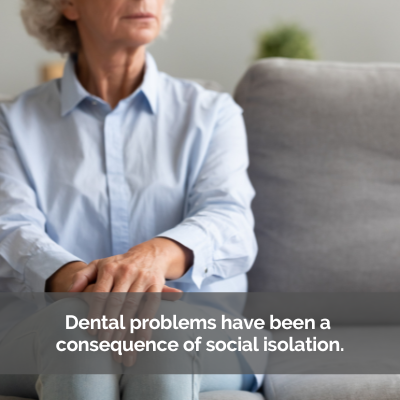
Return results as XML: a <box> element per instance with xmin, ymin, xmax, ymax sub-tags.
<box><xmin>45</xmin><ymin>261</ymin><xmax>88</xmax><ymax>292</ymax></box>
<box><xmin>147</xmin><ymin>237</ymin><xmax>194</xmax><ymax>281</ymax></box>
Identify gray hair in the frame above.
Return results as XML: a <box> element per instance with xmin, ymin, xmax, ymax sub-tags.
<box><xmin>21</xmin><ymin>0</ymin><xmax>175</xmax><ymax>54</ymax></box>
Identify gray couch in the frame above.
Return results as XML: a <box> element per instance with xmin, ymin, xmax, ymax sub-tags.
<box><xmin>236</xmin><ymin>58</ymin><xmax>400</xmax><ymax>400</ymax></box>
<box><xmin>3</xmin><ymin>58</ymin><xmax>400</xmax><ymax>400</ymax></box>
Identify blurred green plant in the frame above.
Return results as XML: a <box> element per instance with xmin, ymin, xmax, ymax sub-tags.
<box><xmin>256</xmin><ymin>23</ymin><xmax>317</xmax><ymax>60</ymax></box>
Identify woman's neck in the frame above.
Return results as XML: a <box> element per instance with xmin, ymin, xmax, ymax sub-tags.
<box><xmin>76</xmin><ymin>44</ymin><xmax>146</xmax><ymax>109</ymax></box>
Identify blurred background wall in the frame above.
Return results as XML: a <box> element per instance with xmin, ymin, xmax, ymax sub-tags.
<box><xmin>1</xmin><ymin>0</ymin><xmax>400</xmax><ymax>96</ymax></box>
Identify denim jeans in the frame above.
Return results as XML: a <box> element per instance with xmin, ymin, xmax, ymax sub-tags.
<box><xmin>0</xmin><ymin>373</ymin><xmax>253</xmax><ymax>400</ymax></box>
<box><xmin>0</xmin><ymin>298</ymin><xmax>255</xmax><ymax>399</ymax></box>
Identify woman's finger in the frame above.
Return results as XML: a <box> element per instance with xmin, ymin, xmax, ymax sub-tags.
<box><xmin>100</xmin><ymin>266</ymin><xmax>141</xmax><ymax>342</ymax></box>
<box><xmin>99</xmin><ymin>292</ymin><xmax>127</xmax><ymax>342</ymax></box>
<box><xmin>134</xmin><ymin>285</ymin><xmax>163</xmax><ymax>342</ymax></box>
<box><xmin>68</xmin><ymin>261</ymin><xmax>98</xmax><ymax>292</ymax></box>
<box><xmin>109</xmin><ymin>272</ymin><xmax>152</xmax><ymax>343</ymax></box>
<box><xmin>111</xmin><ymin>265</ymin><xmax>136</xmax><ymax>293</ymax></box>
<box><xmin>111</xmin><ymin>292</ymin><xmax>144</xmax><ymax>344</ymax></box>
<box><xmin>161</xmin><ymin>285</ymin><xmax>183</xmax><ymax>301</ymax></box>
<box><xmin>162</xmin><ymin>285</ymin><xmax>182</xmax><ymax>293</ymax></box>
<box><xmin>92</xmin><ymin>261</ymin><xmax>116</xmax><ymax>293</ymax></box>
<box><xmin>86</xmin><ymin>261</ymin><xmax>117</xmax><ymax>335</ymax></box>
<box><xmin>122</xmin><ymin>331</ymin><xmax>138</xmax><ymax>368</ymax></box>
<box><xmin>99</xmin><ymin>266</ymin><xmax>137</xmax><ymax>341</ymax></box>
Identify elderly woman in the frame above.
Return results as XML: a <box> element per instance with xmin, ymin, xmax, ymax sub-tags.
<box><xmin>0</xmin><ymin>0</ymin><xmax>261</xmax><ymax>399</ymax></box>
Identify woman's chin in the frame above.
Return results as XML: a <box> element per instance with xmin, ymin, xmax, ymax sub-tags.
<box><xmin>117</xmin><ymin>31</ymin><xmax>159</xmax><ymax>48</ymax></box>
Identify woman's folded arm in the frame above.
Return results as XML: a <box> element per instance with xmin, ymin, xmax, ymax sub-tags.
<box><xmin>0</xmin><ymin>109</ymin><xmax>82</xmax><ymax>292</ymax></box>
<box><xmin>158</xmin><ymin>102</ymin><xmax>257</xmax><ymax>289</ymax></box>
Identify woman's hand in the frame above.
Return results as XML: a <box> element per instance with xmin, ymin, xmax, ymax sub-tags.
<box><xmin>68</xmin><ymin>238</ymin><xmax>193</xmax><ymax>294</ymax></box>
<box><xmin>65</xmin><ymin>238</ymin><xmax>193</xmax><ymax>367</ymax></box>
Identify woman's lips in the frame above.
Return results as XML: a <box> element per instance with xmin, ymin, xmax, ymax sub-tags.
<box><xmin>123</xmin><ymin>13</ymin><xmax>156</xmax><ymax>20</ymax></box>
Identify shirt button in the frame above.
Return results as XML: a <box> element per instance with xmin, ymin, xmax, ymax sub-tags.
<box><xmin>205</xmin><ymin>268</ymin><xmax>208</xmax><ymax>274</ymax></box>
<box><xmin>92</xmin><ymin>101</ymin><xmax>97</xmax><ymax>106</ymax></box>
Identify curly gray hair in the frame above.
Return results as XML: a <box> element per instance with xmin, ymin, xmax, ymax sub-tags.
<box><xmin>21</xmin><ymin>0</ymin><xmax>175</xmax><ymax>54</ymax></box>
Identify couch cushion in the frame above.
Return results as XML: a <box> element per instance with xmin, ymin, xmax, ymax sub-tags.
<box><xmin>264</xmin><ymin>375</ymin><xmax>400</xmax><ymax>400</ymax></box>
<box><xmin>264</xmin><ymin>325</ymin><xmax>400</xmax><ymax>400</ymax></box>
<box><xmin>235</xmin><ymin>58</ymin><xmax>400</xmax><ymax>292</ymax></box>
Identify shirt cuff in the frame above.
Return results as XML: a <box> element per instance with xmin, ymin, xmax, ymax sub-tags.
<box><xmin>157</xmin><ymin>223</ymin><xmax>213</xmax><ymax>289</ymax></box>
<box><xmin>24</xmin><ymin>248</ymin><xmax>83</xmax><ymax>292</ymax></box>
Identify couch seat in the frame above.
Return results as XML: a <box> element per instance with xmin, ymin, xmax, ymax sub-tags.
<box><xmin>265</xmin><ymin>375</ymin><xmax>400</xmax><ymax>400</ymax></box>
<box><xmin>265</xmin><ymin>326</ymin><xmax>400</xmax><ymax>400</ymax></box>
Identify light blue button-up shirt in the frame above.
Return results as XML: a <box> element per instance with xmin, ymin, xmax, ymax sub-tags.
<box><xmin>0</xmin><ymin>53</ymin><xmax>257</xmax><ymax>294</ymax></box>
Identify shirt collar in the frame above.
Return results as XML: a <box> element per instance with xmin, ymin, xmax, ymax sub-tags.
<box><xmin>140</xmin><ymin>52</ymin><xmax>159</xmax><ymax>114</ymax></box>
<box><xmin>60</xmin><ymin>54</ymin><xmax>88</xmax><ymax>117</ymax></box>
<box><xmin>60</xmin><ymin>52</ymin><xmax>159</xmax><ymax>117</ymax></box>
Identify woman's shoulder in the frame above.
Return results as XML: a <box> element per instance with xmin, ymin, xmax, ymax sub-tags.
<box><xmin>1</xmin><ymin>80</ymin><xmax>60</xmax><ymax>117</ymax></box>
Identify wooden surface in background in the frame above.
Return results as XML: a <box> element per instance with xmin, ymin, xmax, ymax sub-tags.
<box><xmin>42</xmin><ymin>61</ymin><xmax>65</xmax><ymax>82</ymax></box>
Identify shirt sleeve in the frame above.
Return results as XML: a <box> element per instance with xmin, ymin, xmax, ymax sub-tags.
<box><xmin>0</xmin><ymin>108</ymin><xmax>82</xmax><ymax>292</ymax></box>
<box><xmin>158</xmin><ymin>95</ymin><xmax>258</xmax><ymax>289</ymax></box>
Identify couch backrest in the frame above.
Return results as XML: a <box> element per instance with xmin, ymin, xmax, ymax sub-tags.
<box><xmin>235</xmin><ymin>58</ymin><xmax>400</xmax><ymax>292</ymax></box>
